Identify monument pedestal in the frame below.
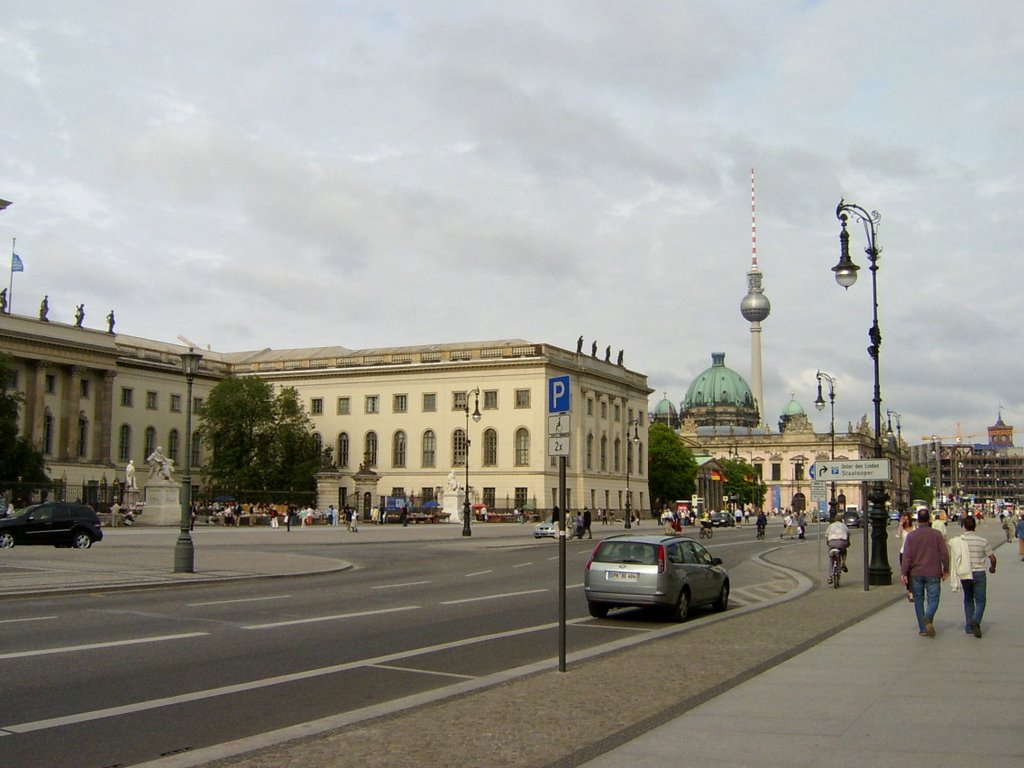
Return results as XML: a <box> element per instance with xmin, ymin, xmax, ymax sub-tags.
<box><xmin>140</xmin><ymin>479</ymin><xmax>181</xmax><ymax>525</ymax></box>
<box><xmin>443</xmin><ymin>491</ymin><xmax>465</xmax><ymax>523</ymax></box>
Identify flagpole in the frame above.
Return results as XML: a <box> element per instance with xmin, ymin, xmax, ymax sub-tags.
<box><xmin>8</xmin><ymin>237</ymin><xmax>14</xmax><ymax>315</ymax></box>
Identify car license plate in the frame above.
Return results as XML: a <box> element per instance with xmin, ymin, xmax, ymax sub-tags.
<box><xmin>607</xmin><ymin>571</ymin><xmax>638</xmax><ymax>581</ymax></box>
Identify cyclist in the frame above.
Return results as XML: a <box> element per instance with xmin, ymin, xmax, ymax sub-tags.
<box><xmin>825</xmin><ymin>517</ymin><xmax>851</xmax><ymax>581</ymax></box>
<box><xmin>755</xmin><ymin>510</ymin><xmax>767</xmax><ymax>539</ymax></box>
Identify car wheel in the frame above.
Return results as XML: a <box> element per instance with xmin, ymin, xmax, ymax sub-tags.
<box><xmin>667</xmin><ymin>588</ymin><xmax>690</xmax><ymax>622</ymax></box>
<box><xmin>714</xmin><ymin>582</ymin><xmax>730</xmax><ymax>612</ymax></box>
<box><xmin>587</xmin><ymin>601</ymin><xmax>609</xmax><ymax>619</ymax></box>
<box><xmin>71</xmin><ymin>532</ymin><xmax>93</xmax><ymax>549</ymax></box>
<box><xmin>0</xmin><ymin>531</ymin><xmax>14</xmax><ymax>548</ymax></box>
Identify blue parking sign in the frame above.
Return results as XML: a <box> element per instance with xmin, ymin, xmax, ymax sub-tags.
<box><xmin>548</xmin><ymin>375</ymin><xmax>570</xmax><ymax>413</ymax></box>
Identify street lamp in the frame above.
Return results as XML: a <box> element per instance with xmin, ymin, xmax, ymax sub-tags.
<box><xmin>174</xmin><ymin>349</ymin><xmax>203</xmax><ymax>573</ymax></box>
<box><xmin>623</xmin><ymin>419</ymin><xmax>640</xmax><ymax>529</ymax></box>
<box><xmin>462</xmin><ymin>387</ymin><xmax>481</xmax><ymax>537</ymax></box>
<box><xmin>886</xmin><ymin>410</ymin><xmax>903</xmax><ymax>513</ymax></box>
<box><xmin>814</xmin><ymin>370</ymin><xmax>837</xmax><ymax>522</ymax></box>
<box><xmin>833</xmin><ymin>199</ymin><xmax>891</xmax><ymax>586</ymax></box>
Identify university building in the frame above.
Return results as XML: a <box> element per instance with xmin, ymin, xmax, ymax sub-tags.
<box><xmin>1</xmin><ymin>310</ymin><xmax>652</xmax><ymax>518</ymax></box>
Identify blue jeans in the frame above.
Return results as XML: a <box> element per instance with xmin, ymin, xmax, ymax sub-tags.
<box><xmin>961</xmin><ymin>570</ymin><xmax>987</xmax><ymax>630</ymax></box>
<box><xmin>910</xmin><ymin>575</ymin><xmax>941</xmax><ymax>633</ymax></box>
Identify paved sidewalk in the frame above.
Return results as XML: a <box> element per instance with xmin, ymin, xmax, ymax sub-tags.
<box><xmin>582</xmin><ymin>539</ymin><xmax>1024</xmax><ymax>768</ymax></box>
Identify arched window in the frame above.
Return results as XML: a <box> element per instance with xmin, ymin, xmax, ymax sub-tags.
<box><xmin>145</xmin><ymin>426</ymin><xmax>157</xmax><ymax>459</ymax></box>
<box><xmin>453</xmin><ymin>429</ymin><xmax>467</xmax><ymax>467</ymax></box>
<box><xmin>515</xmin><ymin>428</ymin><xmax>530</xmax><ymax>467</ymax></box>
<box><xmin>614</xmin><ymin>437</ymin><xmax>621</xmax><ymax>473</ymax></box>
<box><xmin>600</xmin><ymin>435</ymin><xmax>608</xmax><ymax>471</ymax></box>
<box><xmin>168</xmin><ymin>429</ymin><xmax>180</xmax><ymax>463</ymax></box>
<box><xmin>338</xmin><ymin>432</ymin><xmax>350</xmax><ymax>468</ymax></box>
<box><xmin>312</xmin><ymin>432</ymin><xmax>323</xmax><ymax>457</ymax></box>
<box><xmin>42</xmin><ymin>410</ymin><xmax>54</xmax><ymax>455</ymax></box>
<box><xmin>77</xmin><ymin>413</ymin><xmax>89</xmax><ymax>458</ymax></box>
<box><xmin>586</xmin><ymin>433</ymin><xmax>594</xmax><ymax>470</ymax></box>
<box><xmin>191</xmin><ymin>430</ymin><xmax>202</xmax><ymax>467</ymax></box>
<box><xmin>422</xmin><ymin>430</ymin><xmax>436</xmax><ymax>468</ymax></box>
<box><xmin>365</xmin><ymin>431</ymin><xmax>378</xmax><ymax>467</ymax></box>
<box><xmin>483</xmin><ymin>428</ymin><xmax>497</xmax><ymax>466</ymax></box>
<box><xmin>118</xmin><ymin>424</ymin><xmax>131</xmax><ymax>462</ymax></box>
<box><xmin>393</xmin><ymin>431</ymin><xmax>407</xmax><ymax>468</ymax></box>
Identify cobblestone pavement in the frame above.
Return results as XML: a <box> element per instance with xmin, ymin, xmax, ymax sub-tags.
<box><xmin>198</xmin><ymin>542</ymin><xmax>906</xmax><ymax>768</ymax></box>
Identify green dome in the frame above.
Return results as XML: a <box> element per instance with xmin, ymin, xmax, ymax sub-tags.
<box><xmin>653</xmin><ymin>397</ymin><xmax>678</xmax><ymax>418</ymax></box>
<box><xmin>782</xmin><ymin>397</ymin><xmax>805</xmax><ymax>417</ymax></box>
<box><xmin>683</xmin><ymin>353</ymin><xmax>755</xmax><ymax>411</ymax></box>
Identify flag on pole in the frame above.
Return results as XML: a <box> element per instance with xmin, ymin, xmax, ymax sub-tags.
<box><xmin>11</xmin><ymin>253</ymin><xmax>24</xmax><ymax>272</ymax></box>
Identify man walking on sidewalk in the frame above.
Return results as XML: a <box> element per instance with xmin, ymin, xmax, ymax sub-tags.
<box><xmin>900</xmin><ymin>509</ymin><xmax>949</xmax><ymax>637</ymax></box>
<box><xmin>949</xmin><ymin>515</ymin><xmax>996</xmax><ymax>637</ymax></box>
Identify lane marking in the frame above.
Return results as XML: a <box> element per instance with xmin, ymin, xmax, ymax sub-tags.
<box><xmin>0</xmin><ymin>616</ymin><xmax>58</xmax><ymax>626</ymax></box>
<box><xmin>511</xmin><ymin>562</ymin><xmax>533</xmax><ymax>568</ymax></box>
<box><xmin>0</xmin><ymin>632</ymin><xmax>209</xmax><ymax>661</ymax></box>
<box><xmin>187</xmin><ymin>596</ymin><xmax>292</xmax><ymax>608</ymax></box>
<box><xmin>370</xmin><ymin>664</ymin><xmax>475</xmax><ymax>680</ymax></box>
<box><xmin>0</xmin><ymin>619</ymin><xmax>567</xmax><ymax>736</ymax></box>
<box><xmin>465</xmin><ymin>570</ymin><xmax>493</xmax><ymax>577</ymax></box>
<box><xmin>440</xmin><ymin>589</ymin><xmax>547</xmax><ymax>605</ymax></box>
<box><xmin>371</xmin><ymin>581</ymin><xmax>430</xmax><ymax>590</ymax></box>
<box><xmin>242</xmin><ymin>605</ymin><xmax>419</xmax><ymax>630</ymax></box>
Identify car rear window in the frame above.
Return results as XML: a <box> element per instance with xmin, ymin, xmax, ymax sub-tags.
<box><xmin>593</xmin><ymin>541</ymin><xmax>658</xmax><ymax>565</ymax></box>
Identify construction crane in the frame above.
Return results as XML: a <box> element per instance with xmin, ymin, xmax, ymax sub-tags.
<box><xmin>920</xmin><ymin>422</ymin><xmax>983</xmax><ymax>444</ymax></box>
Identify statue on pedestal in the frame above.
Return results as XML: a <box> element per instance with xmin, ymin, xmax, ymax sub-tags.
<box><xmin>146</xmin><ymin>446</ymin><xmax>174</xmax><ymax>481</ymax></box>
<box><xmin>126</xmin><ymin>459</ymin><xmax>137</xmax><ymax>489</ymax></box>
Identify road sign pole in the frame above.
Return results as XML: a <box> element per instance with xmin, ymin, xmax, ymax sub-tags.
<box><xmin>558</xmin><ymin>455</ymin><xmax>567</xmax><ymax>673</ymax></box>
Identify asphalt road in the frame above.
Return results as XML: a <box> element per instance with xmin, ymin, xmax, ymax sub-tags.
<box><xmin>0</xmin><ymin>527</ymin><xmax>790</xmax><ymax>768</ymax></box>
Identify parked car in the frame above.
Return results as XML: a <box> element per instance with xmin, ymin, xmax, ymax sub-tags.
<box><xmin>843</xmin><ymin>508</ymin><xmax>862</xmax><ymax>528</ymax></box>
<box><xmin>709</xmin><ymin>511</ymin><xmax>734</xmax><ymax>527</ymax></box>
<box><xmin>533</xmin><ymin>520</ymin><xmax>557</xmax><ymax>539</ymax></box>
<box><xmin>584</xmin><ymin>534</ymin><xmax>729</xmax><ymax>621</ymax></box>
<box><xmin>0</xmin><ymin>502</ymin><xmax>103</xmax><ymax>549</ymax></box>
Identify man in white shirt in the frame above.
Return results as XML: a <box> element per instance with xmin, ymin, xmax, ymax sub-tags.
<box><xmin>826</xmin><ymin>518</ymin><xmax>851</xmax><ymax>575</ymax></box>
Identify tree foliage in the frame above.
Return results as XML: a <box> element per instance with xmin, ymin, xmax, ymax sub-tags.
<box><xmin>199</xmin><ymin>378</ymin><xmax>320</xmax><ymax>494</ymax></box>
<box><xmin>718</xmin><ymin>457</ymin><xmax>766</xmax><ymax>509</ymax></box>
<box><xmin>0</xmin><ymin>354</ymin><xmax>48</xmax><ymax>483</ymax></box>
<box><xmin>646</xmin><ymin>422</ymin><xmax>698</xmax><ymax>511</ymax></box>
<box><xmin>908</xmin><ymin>463</ymin><xmax>932</xmax><ymax>506</ymax></box>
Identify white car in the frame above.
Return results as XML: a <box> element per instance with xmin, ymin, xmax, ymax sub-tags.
<box><xmin>533</xmin><ymin>521</ymin><xmax>557</xmax><ymax>538</ymax></box>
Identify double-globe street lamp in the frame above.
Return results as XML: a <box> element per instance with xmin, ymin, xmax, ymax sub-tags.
<box><xmin>462</xmin><ymin>387</ymin><xmax>481</xmax><ymax>537</ymax></box>
<box><xmin>623</xmin><ymin>419</ymin><xmax>640</xmax><ymax>529</ymax></box>
<box><xmin>814</xmin><ymin>370</ymin><xmax>838</xmax><ymax>522</ymax></box>
<box><xmin>174</xmin><ymin>348</ymin><xmax>203</xmax><ymax>573</ymax></box>
<box><xmin>832</xmin><ymin>199</ymin><xmax>891</xmax><ymax>586</ymax></box>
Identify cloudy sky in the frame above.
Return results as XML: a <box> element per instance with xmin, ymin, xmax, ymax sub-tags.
<box><xmin>2</xmin><ymin>1</ymin><xmax>1022</xmax><ymax>446</ymax></box>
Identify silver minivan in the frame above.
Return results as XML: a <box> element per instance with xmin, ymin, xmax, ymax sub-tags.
<box><xmin>584</xmin><ymin>535</ymin><xmax>729</xmax><ymax>621</ymax></box>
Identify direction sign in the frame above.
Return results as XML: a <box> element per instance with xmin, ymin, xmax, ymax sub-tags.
<box><xmin>810</xmin><ymin>459</ymin><xmax>890</xmax><ymax>481</ymax></box>
<box><xmin>548</xmin><ymin>375</ymin><xmax>570</xmax><ymax>414</ymax></box>
<box><xmin>811</xmin><ymin>481</ymin><xmax>827</xmax><ymax>502</ymax></box>
<box><xmin>547</xmin><ymin>413</ymin><xmax>571</xmax><ymax>436</ymax></box>
<box><xmin>547</xmin><ymin>436</ymin><xmax>570</xmax><ymax>457</ymax></box>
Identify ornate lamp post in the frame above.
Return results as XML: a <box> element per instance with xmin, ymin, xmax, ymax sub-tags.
<box><xmin>886</xmin><ymin>410</ymin><xmax>904</xmax><ymax>513</ymax></box>
<box><xmin>462</xmin><ymin>387</ymin><xmax>481</xmax><ymax>537</ymax></box>
<box><xmin>814</xmin><ymin>370</ymin><xmax>837</xmax><ymax>522</ymax></box>
<box><xmin>623</xmin><ymin>419</ymin><xmax>640</xmax><ymax>529</ymax></box>
<box><xmin>832</xmin><ymin>199</ymin><xmax>891</xmax><ymax>586</ymax></box>
<box><xmin>174</xmin><ymin>349</ymin><xmax>203</xmax><ymax>573</ymax></box>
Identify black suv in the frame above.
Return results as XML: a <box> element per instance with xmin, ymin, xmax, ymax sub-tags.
<box><xmin>0</xmin><ymin>502</ymin><xmax>104</xmax><ymax>549</ymax></box>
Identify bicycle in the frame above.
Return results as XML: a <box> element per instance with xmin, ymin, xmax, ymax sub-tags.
<box><xmin>827</xmin><ymin>546</ymin><xmax>842</xmax><ymax>588</ymax></box>
<box><xmin>699</xmin><ymin>522</ymin><xmax>713</xmax><ymax>539</ymax></box>
<box><xmin>755</xmin><ymin>524</ymin><xmax>766</xmax><ymax>540</ymax></box>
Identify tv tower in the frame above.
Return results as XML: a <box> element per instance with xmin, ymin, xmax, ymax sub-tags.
<box><xmin>740</xmin><ymin>168</ymin><xmax>771</xmax><ymax>428</ymax></box>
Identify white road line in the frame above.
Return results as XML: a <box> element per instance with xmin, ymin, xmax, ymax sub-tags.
<box><xmin>370</xmin><ymin>664</ymin><xmax>475</xmax><ymax>680</ymax></box>
<box><xmin>464</xmin><ymin>570</ymin><xmax>493</xmax><ymax>577</ymax></box>
<box><xmin>511</xmin><ymin>562</ymin><xmax>533</xmax><ymax>568</ymax></box>
<box><xmin>371</xmin><ymin>581</ymin><xmax>431</xmax><ymax>590</ymax></box>
<box><xmin>0</xmin><ymin>615</ymin><xmax>58</xmax><ymax>625</ymax></box>
<box><xmin>187</xmin><ymin>595</ymin><xmax>292</xmax><ymax>607</ymax></box>
<box><xmin>0</xmin><ymin>619</ymin><xmax>566</xmax><ymax>736</ymax></box>
<box><xmin>242</xmin><ymin>605</ymin><xmax>420</xmax><ymax>630</ymax></box>
<box><xmin>440</xmin><ymin>589</ymin><xmax>548</xmax><ymax>605</ymax></box>
<box><xmin>0</xmin><ymin>632</ymin><xmax>209</xmax><ymax>661</ymax></box>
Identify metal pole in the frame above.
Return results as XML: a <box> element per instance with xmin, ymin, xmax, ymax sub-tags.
<box><xmin>174</xmin><ymin>352</ymin><xmax>201</xmax><ymax>573</ymax></box>
<box><xmin>558</xmin><ymin>454</ymin><xmax>567</xmax><ymax>672</ymax></box>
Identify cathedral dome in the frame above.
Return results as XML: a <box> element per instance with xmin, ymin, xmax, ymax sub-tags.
<box><xmin>781</xmin><ymin>397</ymin><xmax>805</xmax><ymax>417</ymax></box>
<box><xmin>681</xmin><ymin>353</ymin><xmax>759</xmax><ymax>428</ymax></box>
<box><xmin>652</xmin><ymin>395</ymin><xmax>680</xmax><ymax>428</ymax></box>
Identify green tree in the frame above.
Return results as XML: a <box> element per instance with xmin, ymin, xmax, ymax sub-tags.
<box><xmin>0</xmin><ymin>354</ymin><xmax>48</xmax><ymax>484</ymax></box>
<box><xmin>199</xmin><ymin>378</ymin><xmax>318</xmax><ymax>495</ymax></box>
<box><xmin>719</xmin><ymin>457</ymin><xmax>766</xmax><ymax>510</ymax></box>
<box><xmin>647</xmin><ymin>422</ymin><xmax>698</xmax><ymax>511</ymax></box>
<box><xmin>909</xmin><ymin>463</ymin><xmax>932</xmax><ymax>506</ymax></box>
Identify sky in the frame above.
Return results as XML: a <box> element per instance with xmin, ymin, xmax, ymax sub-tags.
<box><xmin>2</xmin><ymin>1</ymin><xmax>1022</xmax><ymax>447</ymax></box>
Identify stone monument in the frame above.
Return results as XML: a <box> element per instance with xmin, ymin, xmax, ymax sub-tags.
<box><xmin>442</xmin><ymin>469</ymin><xmax>465</xmax><ymax>524</ymax></box>
<box><xmin>139</xmin><ymin>446</ymin><xmax>180</xmax><ymax>525</ymax></box>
